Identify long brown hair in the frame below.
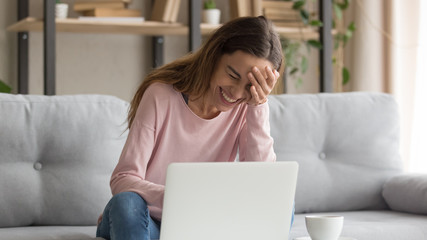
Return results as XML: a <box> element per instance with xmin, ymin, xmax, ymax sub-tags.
<box><xmin>127</xmin><ymin>16</ymin><xmax>283</xmax><ymax>128</ymax></box>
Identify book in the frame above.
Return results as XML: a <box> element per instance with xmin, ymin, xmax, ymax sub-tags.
<box><xmin>168</xmin><ymin>0</ymin><xmax>181</xmax><ymax>23</ymax></box>
<box><xmin>74</xmin><ymin>2</ymin><xmax>125</xmax><ymax>12</ymax></box>
<box><xmin>151</xmin><ymin>0</ymin><xmax>180</xmax><ymax>23</ymax></box>
<box><xmin>151</xmin><ymin>0</ymin><xmax>168</xmax><ymax>22</ymax></box>
<box><xmin>252</xmin><ymin>0</ymin><xmax>262</xmax><ymax>16</ymax></box>
<box><xmin>229</xmin><ymin>0</ymin><xmax>252</xmax><ymax>18</ymax></box>
<box><xmin>83</xmin><ymin>8</ymin><xmax>141</xmax><ymax>17</ymax></box>
<box><xmin>264</xmin><ymin>8</ymin><xmax>299</xmax><ymax>21</ymax></box>
<box><xmin>229</xmin><ymin>0</ymin><xmax>239</xmax><ymax>19</ymax></box>
<box><xmin>230</xmin><ymin>0</ymin><xmax>265</xmax><ymax>18</ymax></box>
<box><xmin>75</xmin><ymin>0</ymin><xmax>132</xmax><ymax>3</ymax></box>
<box><xmin>272</xmin><ymin>21</ymin><xmax>305</xmax><ymax>28</ymax></box>
<box><xmin>262</xmin><ymin>1</ymin><xmax>294</xmax><ymax>10</ymax></box>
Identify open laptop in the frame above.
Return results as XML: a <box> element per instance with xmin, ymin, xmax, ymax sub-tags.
<box><xmin>160</xmin><ymin>161</ymin><xmax>299</xmax><ymax>240</ymax></box>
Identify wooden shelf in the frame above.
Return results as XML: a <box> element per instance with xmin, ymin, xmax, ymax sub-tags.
<box><xmin>7</xmin><ymin>17</ymin><xmax>188</xmax><ymax>35</ymax></box>
<box><xmin>8</xmin><ymin>17</ymin><xmax>320</xmax><ymax>39</ymax></box>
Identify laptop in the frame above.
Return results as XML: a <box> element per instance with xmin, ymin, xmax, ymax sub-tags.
<box><xmin>160</xmin><ymin>161</ymin><xmax>299</xmax><ymax>240</ymax></box>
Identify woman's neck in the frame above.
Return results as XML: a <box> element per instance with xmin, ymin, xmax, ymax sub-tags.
<box><xmin>188</xmin><ymin>96</ymin><xmax>220</xmax><ymax>119</ymax></box>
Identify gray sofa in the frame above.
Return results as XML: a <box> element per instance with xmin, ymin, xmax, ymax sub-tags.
<box><xmin>1</xmin><ymin>92</ymin><xmax>426</xmax><ymax>240</ymax></box>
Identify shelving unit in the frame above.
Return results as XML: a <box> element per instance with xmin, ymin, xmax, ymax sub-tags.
<box><xmin>8</xmin><ymin>18</ymin><xmax>322</xmax><ymax>39</ymax></box>
<box><xmin>9</xmin><ymin>0</ymin><xmax>332</xmax><ymax>95</ymax></box>
<box><xmin>8</xmin><ymin>17</ymin><xmax>188</xmax><ymax>35</ymax></box>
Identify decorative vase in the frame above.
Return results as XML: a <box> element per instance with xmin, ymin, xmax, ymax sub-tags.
<box><xmin>202</xmin><ymin>9</ymin><xmax>221</xmax><ymax>24</ymax></box>
<box><xmin>55</xmin><ymin>3</ymin><xmax>69</xmax><ymax>19</ymax></box>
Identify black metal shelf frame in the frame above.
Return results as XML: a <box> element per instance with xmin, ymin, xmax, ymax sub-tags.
<box><xmin>16</xmin><ymin>0</ymin><xmax>332</xmax><ymax>95</ymax></box>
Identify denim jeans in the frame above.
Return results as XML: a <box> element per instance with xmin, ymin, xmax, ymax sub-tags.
<box><xmin>96</xmin><ymin>192</ymin><xmax>161</xmax><ymax>240</ymax></box>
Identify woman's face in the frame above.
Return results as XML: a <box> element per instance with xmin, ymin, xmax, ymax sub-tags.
<box><xmin>208</xmin><ymin>50</ymin><xmax>275</xmax><ymax>112</ymax></box>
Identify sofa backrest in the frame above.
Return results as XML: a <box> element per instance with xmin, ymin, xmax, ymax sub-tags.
<box><xmin>0</xmin><ymin>94</ymin><xmax>129</xmax><ymax>227</ymax></box>
<box><xmin>268</xmin><ymin>92</ymin><xmax>403</xmax><ymax>213</ymax></box>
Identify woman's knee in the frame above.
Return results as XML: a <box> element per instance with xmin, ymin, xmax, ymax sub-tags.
<box><xmin>109</xmin><ymin>192</ymin><xmax>149</xmax><ymax>221</ymax></box>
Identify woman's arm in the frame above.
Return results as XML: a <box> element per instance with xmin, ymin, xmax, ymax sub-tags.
<box><xmin>110</xmin><ymin>87</ymin><xmax>165</xmax><ymax>209</ymax></box>
<box><xmin>238</xmin><ymin>102</ymin><xmax>276</xmax><ymax>162</ymax></box>
<box><xmin>238</xmin><ymin>66</ymin><xmax>278</xmax><ymax>162</ymax></box>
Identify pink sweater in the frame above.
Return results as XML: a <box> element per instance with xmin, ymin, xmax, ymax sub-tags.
<box><xmin>110</xmin><ymin>83</ymin><xmax>276</xmax><ymax>220</ymax></box>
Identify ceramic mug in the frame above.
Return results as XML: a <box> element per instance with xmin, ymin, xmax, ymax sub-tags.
<box><xmin>305</xmin><ymin>215</ymin><xmax>344</xmax><ymax>240</ymax></box>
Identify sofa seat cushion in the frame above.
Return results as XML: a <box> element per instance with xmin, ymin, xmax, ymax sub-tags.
<box><xmin>290</xmin><ymin>210</ymin><xmax>427</xmax><ymax>240</ymax></box>
<box><xmin>0</xmin><ymin>226</ymin><xmax>97</xmax><ymax>240</ymax></box>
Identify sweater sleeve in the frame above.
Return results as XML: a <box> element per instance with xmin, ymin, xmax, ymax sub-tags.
<box><xmin>238</xmin><ymin>101</ymin><xmax>276</xmax><ymax>162</ymax></box>
<box><xmin>110</xmin><ymin>89</ymin><xmax>165</xmax><ymax>209</ymax></box>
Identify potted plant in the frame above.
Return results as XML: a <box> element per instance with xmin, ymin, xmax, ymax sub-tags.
<box><xmin>55</xmin><ymin>0</ymin><xmax>69</xmax><ymax>19</ymax></box>
<box><xmin>203</xmin><ymin>0</ymin><xmax>221</xmax><ymax>25</ymax></box>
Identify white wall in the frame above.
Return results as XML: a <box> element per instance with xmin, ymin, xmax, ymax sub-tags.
<box><xmin>0</xmin><ymin>0</ymin><xmax>319</xmax><ymax>101</ymax></box>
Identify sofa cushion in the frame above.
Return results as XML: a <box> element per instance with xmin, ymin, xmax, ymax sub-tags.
<box><xmin>0</xmin><ymin>94</ymin><xmax>129</xmax><ymax>227</ymax></box>
<box><xmin>382</xmin><ymin>173</ymin><xmax>427</xmax><ymax>214</ymax></box>
<box><xmin>0</xmin><ymin>226</ymin><xmax>97</xmax><ymax>240</ymax></box>
<box><xmin>290</xmin><ymin>210</ymin><xmax>427</xmax><ymax>240</ymax></box>
<box><xmin>268</xmin><ymin>92</ymin><xmax>403</xmax><ymax>213</ymax></box>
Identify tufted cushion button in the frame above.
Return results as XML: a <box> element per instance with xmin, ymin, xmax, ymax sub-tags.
<box><xmin>34</xmin><ymin>162</ymin><xmax>43</xmax><ymax>171</ymax></box>
<box><xmin>319</xmin><ymin>152</ymin><xmax>326</xmax><ymax>160</ymax></box>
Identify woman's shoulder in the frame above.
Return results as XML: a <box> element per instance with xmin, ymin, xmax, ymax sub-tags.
<box><xmin>145</xmin><ymin>82</ymin><xmax>174</xmax><ymax>95</ymax></box>
<box><xmin>144</xmin><ymin>82</ymin><xmax>178</xmax><ymax>100</ymax></box>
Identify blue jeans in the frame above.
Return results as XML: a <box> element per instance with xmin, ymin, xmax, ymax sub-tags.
<box><xmin>96</xmin><ymin>192</ymin><xmax>161</xmax><ymax>240</ymax></box>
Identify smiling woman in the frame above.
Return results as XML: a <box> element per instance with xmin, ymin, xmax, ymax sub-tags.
<box><xmin>127</xmin><ymin>16</ymin><xmax>283</xmax><ymax>125</ymax></box>
<box><xmin>96</xmin><ymin>16</ymin><xmax>286</xmax><ymax>240</ymax></box>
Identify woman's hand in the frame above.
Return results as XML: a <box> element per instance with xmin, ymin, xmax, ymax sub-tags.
<box><xmin>246</xmin><ymin>66</ymin><xmax>280</xmax><ymax>106</ymax></box>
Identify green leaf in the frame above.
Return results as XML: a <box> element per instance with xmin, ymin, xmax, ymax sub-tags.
<box><xmin>333</xmin><ymin>3</ymin><xmax>342</xmax><ymax>20</ymax></box>
<box><xmin>335</xmin><ymin>0</ymin><xmax>350</xmax><ymax>10</ymax></box>
<box><xmin>307</xmin><ymin>40</ymin><xmax>323</xmax><ymax>49</ymax></box>
<box><xmin>345</xmin><ymin>29</ymin><xmax>353</xmax><ymax>38</ymax></box>
<box><xmin>292</xmin><ymin>0</ymin><xmax>306</xmax><ymax>10</ymax></box>
<box><xmin>300</xmin><ymin>9</ymin><xmax>309</xmax><ymax>25</ymax></box>
<box><xmin>342</xmin><ymin>67</ymin><xmax>350</xmax><ymax>85</ymax></box>
<box><xmin>290</xmin><ymin>67</ymin><xmax>299</xmax><ymax>75</ymax></box>
<box><xmin>296</xmin><ymin>77</ymin><xmax>303</xmax><ymax>88</ymax></box>
<box><xmin>309</xmin><ymin>20</ymin><xmax>323</xmax><ymax>27</ymax></box>
<box><xmin>204</xmin><ymin>0</ymin><xmax>216</xmax><ymax>9</ymax></box>
<box><xmin>0</xmin><ymin>80</ymin><xmax>12</xmax><ymax>93</ymax></box>
<box><xmin>301</xmin><ymin>56</ymin><xmax>308</xmax><ymax>74</ymax></box>
<box><xmin>347</xmin><ymin>21</ymin><xmax>356</xmax><ymax>32</ymax></box>
<box><xmin>334</xmin><ymin>36</ymin><xmax>340</xmax><ymax>49</ymax></box>
<box><xmin>335</xmin><ymin>42</ymin><xmax>340</xmax><ymax>49</ymax></box>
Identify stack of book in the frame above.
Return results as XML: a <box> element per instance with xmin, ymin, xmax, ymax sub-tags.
<box><xmin>229</xmin><ymin>0</ymin><xmax>303</xmax><ymax>28</ymax></box>
<box><xmin>229</xmin><ymin>0</ymin><xmax>262</xmax><ymax>19</ymax></box>
<box><xmin>74</xmin><ymin>0</ymin><xmax>143</xmax><ymax>20</ymax></box>
<box><xmin>150</xmin><ymin>0</ymin><xmax>181</xmax><ymax>23</ymax></box>
<box><xmin>262</xmin><ymin>1</ymin><xmax>303</xmax><ymax>28</ymax></box>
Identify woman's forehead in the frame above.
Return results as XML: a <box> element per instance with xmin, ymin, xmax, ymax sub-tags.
<box><xmin>221</xmin><ymin>50</ymin><xmax>274</xmax><ymax>71</ymax></box>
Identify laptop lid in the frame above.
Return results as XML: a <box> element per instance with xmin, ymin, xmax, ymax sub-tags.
<box><xmin>160</xmin><ymin>161</ymin><xmax>298</xmax><ymax>240</ymax></box>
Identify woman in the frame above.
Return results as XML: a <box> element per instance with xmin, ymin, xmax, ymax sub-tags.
<box><xmin>96</xmin><ymin>16</ymin><xmax>284</xmax><ymax>240</ymax></box>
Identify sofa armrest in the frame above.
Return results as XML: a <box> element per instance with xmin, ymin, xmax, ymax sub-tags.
<box><xmin>382</xmin><ymin>173</ymin><xmax>427</xmax><ymax>214</ymax></box>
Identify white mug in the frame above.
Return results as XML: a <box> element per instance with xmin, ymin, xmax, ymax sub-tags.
<box><xmin>305</xmin><ymin>215</ymin><xmax>344</xmax><ymax>240</ymax></box>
